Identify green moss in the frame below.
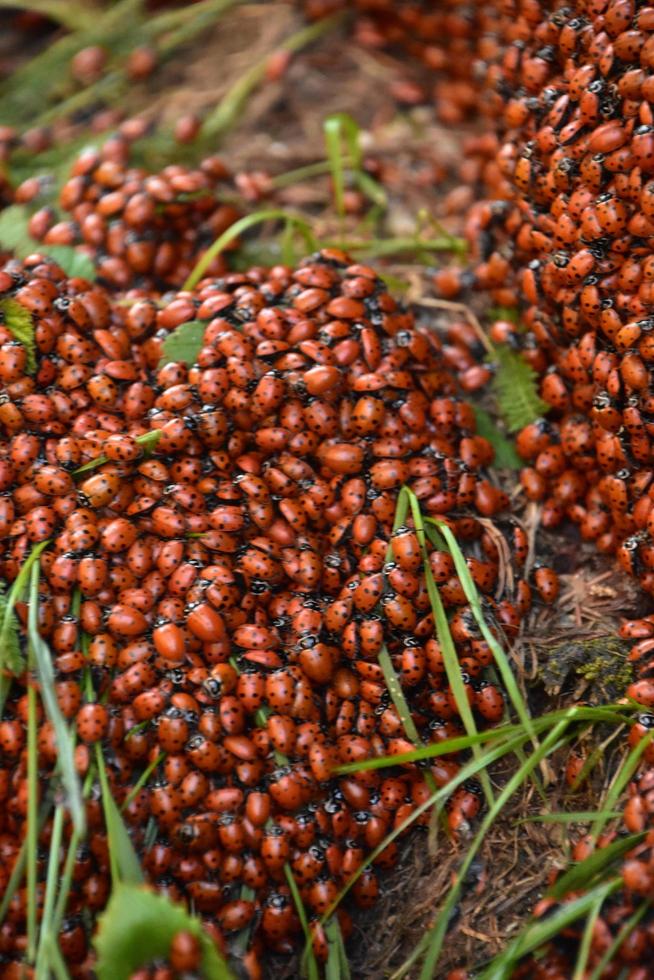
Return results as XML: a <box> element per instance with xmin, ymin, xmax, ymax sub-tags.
<box><xmin>539</xmin><ymin>636</ymin><xmax>632</xmax><ymax>703</ymax></box>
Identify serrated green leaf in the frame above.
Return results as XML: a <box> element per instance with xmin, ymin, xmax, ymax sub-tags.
<box><xmin>40</xmin><ymin>245</ymin><xmax>96</xmax><ymax>281</ymax></box>
<box><xmin>0</xmin><ymin>297</ymin><xmax>37</xmax><ymax>374</ymax></box>
<box><xmin>491</xmin><ymin>345</ymin><xmax>549</xmax><ymax>433</ymax></box>
<box><xmin>95</xmin><ymin>884</ymin><xmax>234</xmax><ymax>980</ymax></box>
<box><xmin>158</xmin><ymin>320</ymin><xmax>206</xmax><ymax>368</ymax></box>
<box><xmin>472</xmin><ymin>406</ymin><xmax>522</xmax><ymax>469</ymax></box>
<box><xmin>0</xmin><ymin>205</ymin><xmax>33</xmax><ymax>259</ymax></box>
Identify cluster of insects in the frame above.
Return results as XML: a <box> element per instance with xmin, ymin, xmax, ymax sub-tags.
<box><xmin>0</xmin><ymin>156</ymin><xmax>565</xmax><ymax>974</ymax></box>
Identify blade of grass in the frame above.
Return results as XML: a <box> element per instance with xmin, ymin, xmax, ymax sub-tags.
<box><xmin>549</xmin><ymin>831</ymin><xmax>645</xmax><ymax>900</ymax></box>
<box><xmin>588</xmin><ymin>900</ymin><xmax>650</xmax><ymax>980</ymax></box>
<box><xmin>412</xmin><ymin>717</ymin><xmax>573</xmax><ymax>980</ymax></box>
<box><xmin>335</xmin><ymin>704</ymin><xmax>637</xmax><ymax>773</ymax></box>
<box><xmin>26</xmin><ymin>677</ymin><xmax>39</xmax><ymax>964</ymax></box>
<box><xmin>36</xmin><ymin>803</ymin><xmax>65</xmax><ymax>980</ymax></box>
<box><xmin>73</xmin><ymin>430</ymin><xmax>161</xmax><ymax>475</ymax></box>
<box><xmin>429</xmin><ymin>515</ymin><xmax>540</xmax><ymax>753</ymax></box>
<box><xmin>406</xmin><ymin>491</ymin><xmax>494</xmax><ymax>808</ymax></box>
<box><xmin>322</xmin><ymin>235</ymin><xmax>465</xmax><ymax>258</ymax></box>
<box><xmin>183</xmin><ymin>209</ymin><xmax>317</xmax><ymax>291</ymax></box>
<box><xmin>122</xmin><ymin>753</ymin><xmax>165</xmax><ymax>811</ymax></box>
<box><xmin>378</xmin><ymin>488</ymin><xmax>436</xmax><ymax>796</ymax></box>
<box><xmin>96</xmin><ymin>744</ymin><xmax>144</xmax><ymax>885</ymax></box>
<box><xmin>478</xmin><ymin>878</ymin><xmax>621</xmax><ymax>980</ymax></box>
<box><xmin>590</xmin><ymin>732</ymin><xmax>653</xmax><ymax>842</ymax></box>
<box><xmin>284</xmin><ymin>865</ymin><xmax>320</xmax><ymax>980</ymax></box>
<box><xmin>325</xmin><ymin>916</ymin><xmax>350</xmax><ymax>980</ymax></box>
<box><xmin>514</xmin><ymin>810</ymin><xmax>623</xmax><ymax>825</ymax></box>
<box><xmin>0</xmin><ymin>539</ymin><xmax>50</xmax><ymax>671</ymax></box>
<box><xmin>0</xmin><ymin>797</ymin><xmax>53</xmax><ymax>928</ymax></box>
<box><xmin>28</xmin><ymin>561</ymin><xmax>85</xmax><ymax>835</ymax></box>
<box><xmin>572</xmin><ymin>887</ymin><xmax>605</xmax><ymax>980</ymax></box>
<box><xmin>0</xmin><ymin>0</ymin><xmax>97</xmax><ymax>30</ymax></box>
<box><xmin>204</xmin><ymin>14</ymin><xmax>346</xmax><ymax>139</ymax></box>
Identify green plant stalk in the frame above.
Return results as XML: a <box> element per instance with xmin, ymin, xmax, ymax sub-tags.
<box><xmin>479</xmin><ymin>879</ymin><xmax>621</xmax><ymax>980</ymax></box>
<box><xmin>515</xmin><ymin>810</ymin><xmax>623</xmax><ymax>825</ymax></box>
<box><xmin>73</xmin><ymin>430</ymin><xmax>162</xmax><ymax>475</ymax></box>
<box><xmin>26</xmin><ymin>679</ymin><xmax>39</xmax><ymax>964</ymax></box>
<box><xmin>588</xmin><ymin>900</ymin><xmax>650</xmax><ymax>980</ymax></box>
<box><xmin>406</xmin><ymin>490</ymin><xmax>494</xmax><ymax>808</ymax></box>
<box><xmin>317</xmin><ymin>725</ymin><xmax>534</xmax><ymax>946</ymax></box>
<box><xmin>322</xmin><ymin>235</ymin><xmax>465</xmax><ymax>257</ymax></box>
<box><xmin>183</xmin><ymin>209</ymin><xmax>317</xmax><ymax>291</ymax></box>
<box><xmin>334</xmin><ymin>704</ymin><xmax>637</xmax><ymax>774</ymax></box>
<box><xmin>0</xmin><ymin>798</ymin><xmax>53</xmax><ymax>929</ymax></box>
<box><xmin>29</xmin><ymin>562</ymin><xmax>85</xmax><ymax>835</ymax></box>
<box><xmin>95</xmin><ymin>743</ymin><xmax>144</xmax><ymax>886</ymax></box>
<box><xmin>325</xmin><ymin>916</ymin><xmax>351</xmax><ymax>980</ymax></box>
<box><xmin>51</xmin><ymin>824</ymin><xmax>83</xmax><ymax>937</ymax></box>
<box><xmin>412</xmin><ymin>717</ymin><xmax>573</xmax><ymax>980</ymax></box>
<box><xmin>204</xmin><ymin>13</ymin><xmax>346</xmax><ymax>139</ymax></box>
<box><xmin>284</xmin><ymin>865</ymin><xmax>320</xmax><ymax>980</ymax></box>
<box><xmin>591</xmin><ymin>733</ymin><xmax>652</xmax><ymax>842</ymax></box>
<box><xmin>0</xmin><ymin>539</ymin><xmax>50</xmax><ymax>669</ymax></box>
<box><xmin>36</xmin><ymin>803</ymin><xmax>65</xmax><ymax>980</ymax></box>
<box><xmin>122</xmin><ymin>753</ymin><xmax>165</xmax><ymax>810</ymax></box>
<box><xmin>0</xmin><ymin>0</ymin><xmax>97</xmax><ymax>31</ymax></box>
<box><xmin>572</xmin><ymin>888</ymin><xmax>605</xmax><ymax>980</ymax></box>
<box><xmin>430</xmin><ymin>516</ymin><xmax>540</xmax><ymax>753</ymax></box>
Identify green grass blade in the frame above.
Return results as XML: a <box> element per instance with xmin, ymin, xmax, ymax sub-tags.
<box><xmin>28</xmin><ymin>561</ymin><xmax>85</xmax><ymax>835</ymax></box>
<box><xmin>572</xmin><ymin>888</ymin><xmax>605</xmax><ymax>980</ymax></box>
<box><xmin>549</xmin><ymin>832</ymin><xmax>645</xmax><ymax>900</ymax></box>
<box><xmin>414</xmin><ymin>718</ymin><xmax>572</xmax><ymax>980</ymax></box>
<box><xmin>0</xmin><ymin>798</ymin><xmax>53</xmax><ymax>928</ymax></box>
<box><xmin>591</xmin><ymin>733</ymin><xmax>652</xmax><ymax>841</ymax></box>
<box><xmin>588</xmin><ymin>900</ymin><xmax>650</xmax><ymax>980</ymax></box>
<box><xmin>73</xmin><ymin>430</ymin><xmax>161</xmax><ymax>475</ymax></box>
<box><xmin>325</xmin><ymin>917</ymin><xmax>350</xmax><ymax>980</ymax></box>
<box><xmin>478</xmin><ymin>879</ymin><xmax>621</xmax><ymax>980</ymax></box>
<box><xmin>96</xmin><ymin>744</ymin><xmax>144</xmax><ymax>885</ymax></box>
<box><xmin>514</xmin><ymin>811</ymin><xmax>623</xmax><ymax>825</ymax></box>
<box><xmin>183</xmin><ymin>209</ymin><xmax>317</xmax><ymax>291</ymax></box>
<box><xmin>284</xmin><ymin>865</ymin><xmax>320</xmax><ymax>980</ymax></box>
<box><xmin>324</xmin><ymin>113</ymin><xmax>359</xmax><ymax>222</ymax></box>
<box><xmin>26</xmin><ymin>679</ymin><xmax>39</xmax><ymax>964</ymax></box>
<box><xmin>430</xmin><ymin>517</ymin><xmax>539</xmax><ymax>753</ymax></box>
<box><xmin>122</xmin><ymin>753</ymin><xmax>165</xmax><ymax>811</ymax></box>
<box><xmin>407</xmin><ymin>490</ymin><xmax>494</xmax><ymax>807</ymax></box>
<box><xmin>36</xmin><ymin>803</ymin><xmax>65</xmax><ymax>980</ymax></box>
<box><xmin>1</xmin><ymin>539</ymin><xmax>50</xmax><ymax>673</ymax></box>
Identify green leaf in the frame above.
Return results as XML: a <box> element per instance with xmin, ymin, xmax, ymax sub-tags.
<box><xmin>0</xmin><ymin>584</ymin><xmax>23</xmax><ymax>674</ymax></box>
<box><xmin>548</xmin><ymin>831</ymin><xmax>645</xmax><ymax>900</ymax></box>
<box><xmin>183</xmin><ymin>209</ymin><xmax>317</xmax><ymax>292</ymax></box>
<box><xmin>472</xmin><ymin>406</ymin><xmax>522</xmax><ymax>469</ymax></box>
<box><xmin>28</xmin><ymin>561</ymin><xmax>85</xmax><ymax>835</ymax></box>
<box><xmin>96</xmin><ymin>744</ymin><xmax>144</xmax><ymax>886</ymax></box>
<box><xmin>0</xmin><ymin>297</ymin><xmax>37</xmax><ymax>374</ymax></box>
<box><xmin>491</xmin><ymin>345</ymin><xmax>549</xmax><ymax>433</ymax></box>
<box><xmin>158</xmin><ymin>320</ymin><xmax>206</xmax><ymax>369</ymax></box>
<box><xmin>0</xmin><ymin>205</ymin><xmax>33</xmax><ymax>257</ymax></box>
<box><xmin>40</xmin><ymin>245</ymin><xmax>96</xmax><ymax>281</ymax></box>
<box><xmin>95</xmin><ymin>883</ymin><xmax>234</xmax><ymax>980</ymax></box>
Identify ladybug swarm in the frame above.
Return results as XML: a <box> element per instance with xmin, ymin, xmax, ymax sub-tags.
<box><xmin>0</xmin><ymin>216</ymin><xmax>534</xmax><ymax>976</ymax></box>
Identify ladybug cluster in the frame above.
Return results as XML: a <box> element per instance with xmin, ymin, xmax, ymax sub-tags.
<box><xmin>302</xmin><ymin>0</ymin><xmax>504</xmax><ymax>126</ymax></box>
<box><xmin>0</xmin><ymin>226</ymin><xmax>561</xmax><ymax>976</ymax></box>
<box><xmin>12</xmin><ymin>138</ymin><xmax>238</xmax><ymax>290</ymax></box>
